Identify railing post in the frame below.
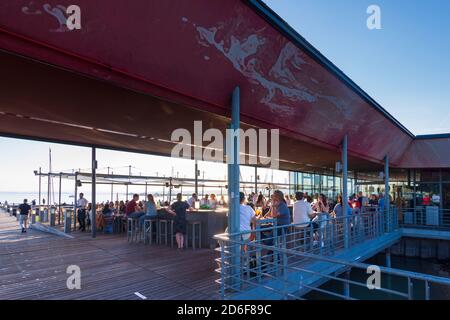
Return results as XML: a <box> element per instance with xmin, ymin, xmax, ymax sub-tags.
<box><xmin>344</xmin><ymin>269</ymin><xmax>351</xmax><ymax>298</ymax></box>
<box><xmin>73</xmin><ymin>171</ymin><xmax>78</xmax><ymax>232</ymax></box>
<box><xmin>220</xmin><ymin>240</ymin><xmax>226</xmax><ymax>299</ymax></box>
<box><xmin>256</xmin><ymin>225</ymin><xmax>262</xmax><ymax>283</ymax></box>
<box><xmin>408</xmin><ymin>277</ymin><xmax>413</xmax><ymax>300</ymax></box>
<box><xmin>319</xmin><ymin>221</ymin><xmax>323</xmax><ymax>255</ymax></box>
<box><xmin>91</xmin><ymin>147</ymin><xmax>97</xmax><ymax>238</ymax></box>
<box><xmin>330</xmin><ymin>218</ymin><xmax>335</xmax><ymax>255</ymax></box>
<box><xmin>282</xmin><ymin>232</ymin><xmax>288</xmax><ymax>299</ymax></box>
<box><xmin>386</xmin><ymin>247</ymin><xmax>391</xmax><ymax>268</ymax></box>
<box><xmin>227</xmin><ymin>86</ymin><xmax>241</xmax><ymax>288</ymax></box>
<box><xmin>425</xmin><ymin>280</ymin><xmax>430</xmax><ymax>300</ymax></box>
<box><xmin>384</xmin><ymin>155</ymin><xmax>390</xmax><ymax>232</ymax></box>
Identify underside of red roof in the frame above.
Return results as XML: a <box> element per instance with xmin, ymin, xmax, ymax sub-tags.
<box><xmin>0</xmin><ymin>0</ymin><xmax>448</xmax><ymax>169</ymax></box>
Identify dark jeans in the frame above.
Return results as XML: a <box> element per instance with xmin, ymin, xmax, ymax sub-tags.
<box><xmin>77</xmin><ymin>209</ymin><xmax>86</xmax><ymax>231</ymax></box>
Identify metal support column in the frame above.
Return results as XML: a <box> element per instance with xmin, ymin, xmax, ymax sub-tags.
<box><xmin>47</xmin><ymin>169</ymin><xmax>50</xmax><ymax>222</ymax></box>
<box><xmin>228</xmin><ymin>86</ymin><xmax>241</xmax><ymax>286</ymax></box>
<box><xmin>413</xmin><ymin>169</ymin><xmax>417</xmax><ymax>211</ymax></box>
<box><xmin>168</xmin><ymin>177</ymin><xmax>172</xmax><ymax>203</ymax></box>
<box><xmin>254</xmin><ymin>166</ymin><xmax>258</xmax><ymax>194</ymax></box>
<box><xmin>386</xmin><ymin>247</ymin><xmax>391</xmax><ymax>268</ymax></box>
<box><xmin>91</xmin><ymin>147</ymin><xmax>97</xmax><ymax>238</ymax></box>
<box><xmin>342</xmin><ymin>135</ymin><xmax>349</xmax><ymax>249</ymax></box>
<box><xmin>58</xmin><ymin>173</ymin><xmax>62</xmax><ymax>225</ymax></box>
<box><xmin>385</xmin><ymin>156</ymin><xmax>390</xmax><ymax>232</ymax></box>
<box><xmin>38</xmin><ymin>167</ymin><xmax>42</xmax><ymax>206</ymax></box>
<box><xmin>110</xmin><ymin>171</ymin><xmax>114</xmax><ymax>202</ymax></box>
<box><xmin>73</xmin><ymin>172</ymin><xmax>78</xmax><ymax>231</ymax></box>
<box><xmin>344</xmin><ymin>269</ymin><xmax>351</xmax><ymax>298</ymax></box>
<box><xmin>195</xmin><ymin>160</ymin><xmax>199</xmax><ymax>195</ymax></box>
<box><xmin>202</xmin><ymin>171</ymin><xmax>205</xmax><ymax>197</ymax></box>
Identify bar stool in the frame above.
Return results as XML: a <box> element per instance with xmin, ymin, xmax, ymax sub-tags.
<box><xmin>158</xmin><ymin>219</ymin><xmax>174</xmax><ymax>246</ymax></box>
<box><xmin>186</xmin><ymin>221</ymin><xmax>202</xmax><ymax>249</ymax></box>
<box><xmin>127</xmin><ymin>218</ymin><xmax>139</xmax><ymax>243</ymax></box>
<box><xmin>143</xmin><ymin>217</ymin><xmax>159</xmax><ymax>245</ymax></box>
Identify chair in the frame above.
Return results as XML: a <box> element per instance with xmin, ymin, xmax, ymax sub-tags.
<box><xmin>143</xmin><ymin>217</ymin><xmax>159</xmax><ymax>245</ymax></box>
<box><xmin>103</xmin><ymin>216</ymin><xmax>114</xmax><ymax>234</ymax></box>
<box><xmin>186</xmin><ymin>220</ymin><xmax>202</xmax><ymax>249</ymax></box>
<box><xmin>127</xmin><ymin>218</ymin><xmax>139</xmax><ymax>243</ymax></box>
<box><xmin>158</xmin><ymin>219</ymin><xmax>174</xmax><ymax>247</ymax></box>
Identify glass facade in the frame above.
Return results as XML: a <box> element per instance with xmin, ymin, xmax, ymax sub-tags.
<box><xmin>288</xmin><ymin>171</ymin><xmax>355</xmax><ymax>201</ymax></box>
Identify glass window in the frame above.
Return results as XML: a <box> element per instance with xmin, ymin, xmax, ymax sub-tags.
<box><xmin>419</xmin><ymin>169</ymin><xmax>440</xmax><ymax>182</ymax></box>
<box><xmin>441</xmin><ymin>169</ymin><xmax>450</xmax><ymax>182</ymax></box>
<box><xmin>415</xmin><ymin>183</ymin><xmax>440</xmax><ymax>207</ymax></box>
<box><xmin>443</xmin><ymin>184</ymin><xmax>450</xmax><ymax>210</ymax></box>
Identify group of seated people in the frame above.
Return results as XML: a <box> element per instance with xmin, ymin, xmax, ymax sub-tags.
<box><xmin>186</xmin><ymin>193</ymin><xmax>227</xmax><ymax>209</ymax></box>
<box><xmin>238</xmin><ymin>190</ymin><xmax>388</xmax><ymax>246</ymax></box>
<box><xmin>75</xmin><ymin>192</ymin><xmax>159</xmax><ymax>232</ymax></box>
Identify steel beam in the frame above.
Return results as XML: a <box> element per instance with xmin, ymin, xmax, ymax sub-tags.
<box><xmin>91</xmin><ymin>147</ymin><xmax>97</xmax><ymax>238</ymax></box>
<box><xmin>342</xmin><ymin>134</ymin><xmax>349</xmax><ymax>249</ymax></box>
<box><xmin>385</xmin><ymin>156</ymin><xmax>390</xmax><ymax>232</ymax></box>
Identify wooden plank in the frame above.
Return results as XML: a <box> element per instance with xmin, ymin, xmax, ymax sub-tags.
<box><xmin>0</xmin><ymin>211</ymin><xmax>219</xmax><ymax>300</ymax></box>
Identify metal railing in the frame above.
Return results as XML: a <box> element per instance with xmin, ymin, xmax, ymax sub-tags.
<box><xmin>399</xmin><ymin>207</ymin><xmax>450</xmax><ymax>230</ymax></box>
<box><xmin>213</xmin><ymin>207</ymin><xmax>450</xmax><ymax>300</ymax></box>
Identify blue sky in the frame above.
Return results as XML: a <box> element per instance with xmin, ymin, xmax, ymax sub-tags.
<box><xmin>1</xmin><ymin>0</ymin><xmax>449</xmax><ymax>194</ymax></box>
<box><xmin>265</xmin><ymin>0</ymin><xmax>450</xmax><ymax>134</ymax></box>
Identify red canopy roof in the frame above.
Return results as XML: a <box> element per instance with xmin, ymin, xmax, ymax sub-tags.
<box><xmin>0</xmin><ymin>0</ymin><xmax>448</xmax><ymax>170</ymax></box>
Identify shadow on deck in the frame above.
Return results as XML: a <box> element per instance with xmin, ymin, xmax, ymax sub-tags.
<box><xmin>0</xmin><ymin>212</ymin><xmax>220</xmax><ymax>300</ymax></box>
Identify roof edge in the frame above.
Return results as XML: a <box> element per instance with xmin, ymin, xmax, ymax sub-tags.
<box><xmin>415</xmin><ymin>133</ymin><xmax>450</xmax><ymax>140</ymax></box>
<box><xmin>244</xmin><ymin>0</ymin><xmax>415</xmax><ymax>139</ymax></box>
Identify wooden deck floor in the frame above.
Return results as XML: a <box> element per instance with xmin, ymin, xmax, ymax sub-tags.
<box><xmin>0</xmin><ymin>211</ymin><xmax>220</xmax><ymax>300</ymax></box>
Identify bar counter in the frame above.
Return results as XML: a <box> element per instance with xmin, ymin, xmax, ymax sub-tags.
<box><xmin>157</xmin><ymin>208</ymin><xmax>228</xmax><ymax>249</ymax></box>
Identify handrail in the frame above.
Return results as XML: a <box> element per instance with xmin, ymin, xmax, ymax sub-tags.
<box><xmin>216</xmin><ymin>233</ymin><xmax>450</xmax><ymax>287</ymax></box>
<box><xmin>213</xmin><ymin>207</ymin><xmax>450</xmax><ymax>299</ymax></box>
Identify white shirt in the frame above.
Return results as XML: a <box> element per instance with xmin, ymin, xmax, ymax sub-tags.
<box><xmin>209</xmin><ymin>199</ymin><xmax>218</xmax><ymax>209</ymax></box>
<box><xmin>240</xmin><ymin>204</ymin><xmax>255</xmax><ymax>233</ymax></box>
<box><xmin>187</xmin><ymin>197</ymin><xmax>196</xmax><ymax>207</ymax></box>
<box><xmin>293</xmin><ymin>200</ymin><xmax>313</xmax><ymax>225</ymax></box>
<box><xmin>77</xmin><ymin>197</ymin><xmax>88</xmax><ymax>209</ymax></box>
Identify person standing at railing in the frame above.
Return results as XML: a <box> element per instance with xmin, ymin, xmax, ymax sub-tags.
<box><xmin>369</xmin><ymin>194</ymin><xmax>378</xmax><ymax>206</ymax></box>
<box><xmin>312</xmin><ymin>194</ymin><xmax>330</xmax><ymax>248</ymax></box>
<box><xmin>332</xmin><ymin>195</ymin><xmax>352</xmax><ymax>218</ymax></box>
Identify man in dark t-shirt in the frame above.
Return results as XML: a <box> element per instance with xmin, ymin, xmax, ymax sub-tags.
<box><xmin>18</xmin><ymin>199</ymin><xmax>31</xmax><ymax>233</ymax></box>
<box><xmin>166</xmin><ymin>193</ymin><xmax>193</xmax><ymax>249</ymax></box>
